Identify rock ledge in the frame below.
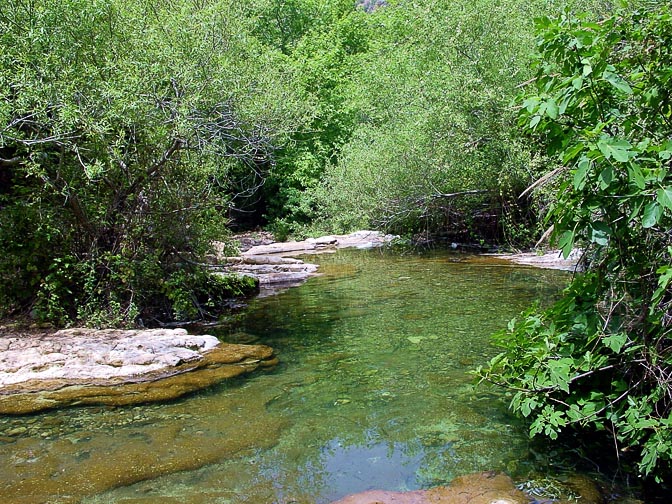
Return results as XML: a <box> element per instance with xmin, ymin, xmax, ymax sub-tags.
<box><xmin>0</xmin><ymin>328</ymin><xmax>277</xmax><ymax>414</ymax></box>
<box><xmin>216</xmin><ymin>230</ymin><xmax>396</xmax><ymax>295</ymax></box>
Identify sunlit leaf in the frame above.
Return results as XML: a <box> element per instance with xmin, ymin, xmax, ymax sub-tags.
<box><xmin>642</xmin><ymin>202</ymin><xmax>662</xmax><ymax>228</ymax></box>
<box><xmin>657</xmin><ymin>187</ymin><xmax>672</xmax><ymax>210</ymax></box>
<box><xmin>597</xmin><ymin>137</ymin><xmax>635</xmax><ymax>162</ymax></box>
<box><xmin>558</xmin><ymin>230</ymin><xmax>575</xmax><ymax>258</ymax></box>
<box><xmin>573</xmin><ymin>157</ymin><xmax>590</xmax><ymax>189</ymax></box>
<box><xmin>545</xmin><ymin>98</ymin><xmax>559</xmax><ymax>119</ymax></box>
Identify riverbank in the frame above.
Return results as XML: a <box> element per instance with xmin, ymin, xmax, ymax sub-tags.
<box><xmin>0</xmin><ymin>231</ymin><xmax>396</xmax><ymax>414</ymax></box>
<box><xmin>0</xmin><ymin>233</ymin><xmax>580</xmax><ymax>415</ymax></box>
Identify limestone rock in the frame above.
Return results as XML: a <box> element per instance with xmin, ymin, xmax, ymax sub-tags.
<box><xmin>481</xmin><ymin>249</ymin><xmax>583</xmax><ymax>271</ymax></box>
<box><xmin>0</xmin><ymin>328</ymin><xmax>277</xmax><ymax>414</ymax></box>
<box><xmin>217</xmin><ymin>231</ymin><xmax>397</xmax><ymax>295</ymax></box>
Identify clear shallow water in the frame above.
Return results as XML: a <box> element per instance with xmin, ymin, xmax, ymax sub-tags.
<box><xmin>0</xmin><ymin>249</ymin><xmax>571</xmax><ymax>503</ymax></box>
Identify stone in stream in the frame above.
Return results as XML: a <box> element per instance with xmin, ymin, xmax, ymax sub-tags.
<box><xmin>0</xmin><ymin>328</ymin><xmax>277</xmax><ymax>414</ymax></box>
<box><xmin>213</xmin><ymin>231</ymin><xmax>397</xmax><ymax>296</ymax></box>
<box><xmin>329</xmin><ymin>472</ymin><xmax>528</xmax><ymax>504</ymax></box>
<box><xmin>0</xmin><ymin>385</ymin><xmax>288</xmax><ymax>504</ymax></box>
<box><xmin>329</xmin><ymin>471</ymin><xmax>615</xmax><ymax>504</ymax></box>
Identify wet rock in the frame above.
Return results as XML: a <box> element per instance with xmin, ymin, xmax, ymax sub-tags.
<box><xmin>0</xmin><ymin>329</ymin><xmax>277</xmax><ymax>414</ymax></box>
<box><xmin>331</xmin><ymin>472</ymin><xmax>528</xmax><ymax>504</ymax></box>
<box><xmin>0</xmin><ymin>390</ymin><xmax>288</xmax><ymax>503</ymax></box>
<box><xmin>6</xmin><ymin>426</ymin><xmax>27</xmax><ymax>436</ymax></box>
<box><xmin>480</xmin><ymin>249</ymin><xmax>583</xmax><ymax>271</ymax></box>
<box><xmin>331</xmin><ymin>472</ymin><xmax>613</xmax><ymax>504</ymax></box>
<box><xmin>564</xmin><ymin>474</ymin><xmax>604</xmax><ymax>504</ymax></box>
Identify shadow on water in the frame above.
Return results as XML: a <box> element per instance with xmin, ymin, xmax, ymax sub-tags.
<box><xmin>2</xmin><ymin>248</ymin><xmax>621</xmax><ymax>503</ymax></box>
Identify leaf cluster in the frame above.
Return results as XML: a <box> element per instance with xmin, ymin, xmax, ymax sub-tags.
<box><xmin>0</xmin><ymin>0</ymin><xmax>308</xmax><ymax>325</ymax></box>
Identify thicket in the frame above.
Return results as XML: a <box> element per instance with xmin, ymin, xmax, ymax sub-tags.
<box><xmin>3</xmin><ymin>0</ymin><xmax>595</xmax><ymax>327</ymax></box>
<box><xmin>477</xmin><ymin>2</ymin><xmax>672</xmax><ymax>485</ymax></box>
<box><xmin>0</xmin><ymin>0</ymin><xmax>310</xmax><ymax>325</ymax></box>
<box><xmin>304</xmin><ymin>0</ymin><xmax>603</xmax><ymax>245</ymax></box>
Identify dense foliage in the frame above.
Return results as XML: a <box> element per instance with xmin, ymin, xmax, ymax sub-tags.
<box><xmin>3</xmin><ymin>0</ymin><xmax>587</xmax><ymax>325</ymax></box>
<box><xmin>301</xmin><ymin>0</ymin><xmax>600</xmax><ymax>245</ymax></box>
<box><xmin>3</xmin><ymin>0</ymin><xmax>671</xmax><ymax>491</ymax></box>
<box><xmin>477</xmin><ymin>3</ymin><xmax>672</xmax><ymax>482</ymax></box>
<box><xmin>313</xmin><ymin>0</ymin><xmax>544</xmax><ymax>241</ymax></box>
<box><xmin>0</xmin><ymin>0</ymin><xmax>309</xmax><ymax>325</ymax></box>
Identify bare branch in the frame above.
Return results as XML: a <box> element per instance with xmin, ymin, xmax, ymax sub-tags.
<box><xmin>0</xmin><ymin>156</ymin><xmax>22</xmax><ymax>167</ymax></box>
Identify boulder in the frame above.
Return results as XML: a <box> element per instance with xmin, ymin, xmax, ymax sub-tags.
<box><xmin>330</xmin><ymin>472</ymin><xmax>529</xmax><ymax>504</ymax></box>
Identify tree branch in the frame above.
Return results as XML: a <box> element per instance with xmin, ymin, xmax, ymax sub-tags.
<box><xmin>0</xmin><ymin>156</ymin><xmax>22</xmax><ymax>167</ymax></box>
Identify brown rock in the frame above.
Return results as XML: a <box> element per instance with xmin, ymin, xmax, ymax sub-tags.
<box><xmin>331</xmin><ymin>472</ymin><xmax>528</xmax><ymax>504</ymax></box>
<box><xmin>0</xmin><ymin>389</ymin><xmax>287</xmax><ymax>503</ymax></box>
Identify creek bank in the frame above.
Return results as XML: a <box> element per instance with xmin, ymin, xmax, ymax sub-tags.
<box><xmin>0</xmin><ymin>327</ymin><xmax>277</xmax><ymax>414</ymax></box>
<box><xmin>215</xmin><ymin>230</ymin><xmax>397</xmax><ymax>295</ymax></box>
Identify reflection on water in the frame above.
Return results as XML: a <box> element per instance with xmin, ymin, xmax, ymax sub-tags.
<box><xmin>0</xmin><ymin>249</ymin><xmax>571</xmax><ymax>503</ymax></box>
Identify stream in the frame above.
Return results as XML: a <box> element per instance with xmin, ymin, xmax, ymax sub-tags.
<box><xmin>1</xmin><ymin>249</ymin><xmax>580</xmax><ymax>503</ymax></box>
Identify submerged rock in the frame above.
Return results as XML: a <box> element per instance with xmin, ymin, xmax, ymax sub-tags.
<box><xmin>481</xmin><ymin>249</ymin><xmax>583</xmax><ymax>271</ymax></box>
<box><xmin>329</xmin><ymin>471</ymin><xmax>615</xmax><ymax>504</ymax></box>
<box><xmin>330</xmin><ymin>472</ymin><xmax>528</xmax><ymax>504</ymax></box>
<box><xmin>0</xmin><ymin>386</ymin><xmax>288</xmax><ymax>504</ymax></box>
<box><xmin>0</xmin><ymin>328</ymin><xmax>277</xmax><ymax>414</ymax></box>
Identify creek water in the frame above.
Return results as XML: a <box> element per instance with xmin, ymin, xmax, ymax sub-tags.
<box><xmin>1</xmin><ymin>249</ymin><xmax>574</xmax><ymax>503</ymax></box>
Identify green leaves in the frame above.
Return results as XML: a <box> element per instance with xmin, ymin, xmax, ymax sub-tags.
<box><xmin>642</xmin><ymin>202</ymin><xmax>662</xmax><ymax>228</ymax></box>
<box><xmin>0</xmin><ymin>0</ymin><xmax>312</xmax><ymax>325</ymax></box>
<box><xmin>657</xmin><ymin>187</ymin><xmax>672</xmax><ymax>210</ymax></box>
<box><xmin>490</xmin><ymin>3</ymin><xmax>672</xmax><ymax>483</ymax></box>
<box><xmin>602</xmin><ymin>69</ymin><xmax>632</xmax><ymax>94</ymax></box>
<box><xmin>597</xmin><ymin>137</ymin><xmax>636</xmax><ymax>163</ymax></box>
<box><xmin>547</xmin><ymin>357</ymin><xmax>574</xmax><ymax>393</ymax></box>
<box><xmin>589</xmin><ymin>221</ymin><xmax>611</xmax><ymax>246</ymax></box>
<box><xmin>602</xmin><ymin>332</ymin><xmax>628</xmax><ymax>353</ymax></box>
<box><xmin>558</xmin><ymin>229</ymin><xmax>575</xmax><ymax>258</ymax></box>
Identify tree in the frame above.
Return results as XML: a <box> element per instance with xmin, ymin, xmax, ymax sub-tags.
<box><xmin>312</xmin><ymin>0</ymin><xmax>599</xmax><ymax>244</ymax></box>
<box><xmin>0</xmin><ymin>0</ymin><xmax>309</xmax><ymax>325</ymax></box>
<box><xmin>477</xmin><ymin>2</ymin><xmax>672</xmax><ymax>483</ymax></box>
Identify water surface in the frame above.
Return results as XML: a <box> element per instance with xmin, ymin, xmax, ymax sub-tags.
<box><xmin>1</xmin><ymin>249</ymin><xmax>570</xmax><ymax>503</ymax></box>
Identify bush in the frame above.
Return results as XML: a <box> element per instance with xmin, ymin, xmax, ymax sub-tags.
<box><xmin>477</xmin><ymin>3</ymin><xmax>672</xmax><ymax>482</ymax></box>
<box><xmin>0</xmin><ymin>0</ymin><xmax>307</xmax><ymax>326</ymax></box>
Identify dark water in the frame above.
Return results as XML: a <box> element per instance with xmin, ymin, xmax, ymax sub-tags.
<box><xmin>1</xmin><ymin>249</ymin><xmax>573</xmax><ymax>503</ymax></box>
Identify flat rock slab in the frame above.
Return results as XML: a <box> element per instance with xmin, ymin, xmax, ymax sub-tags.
<box><xmin>242</xmin><ymin>230</ymin><xmax>396</xmax><ymax>257</ymax></box>
<box><xmin>218</xmin><ymin>231</ymin><xmax>397</xmax><ymax>296</ymax></box>
<box><xmin>0</xmin><ymin>328</ymin><xmax>277</xmax><ymax>414</ymax></box>
<box><xmin>485</xmin><ymin>248</ymin><xmax>583</xmax><ymax>271</ymax></box>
